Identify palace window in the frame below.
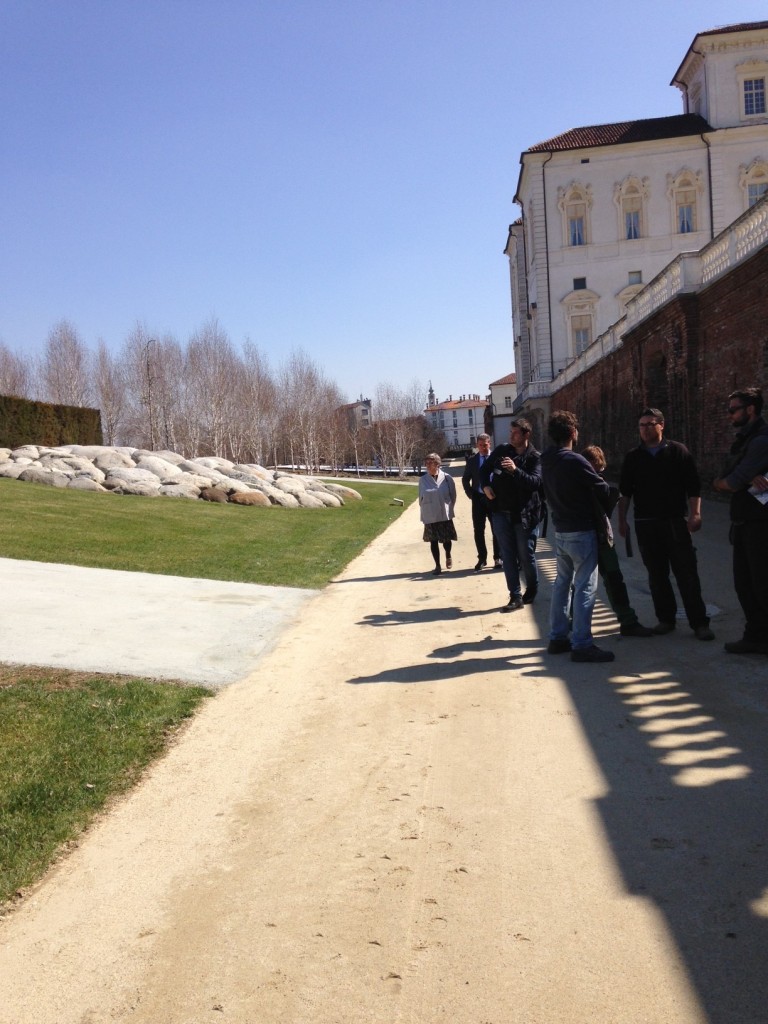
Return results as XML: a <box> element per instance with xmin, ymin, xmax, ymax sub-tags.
<box><xmin>739</xmin><ymin>63</ymin><xmax>768</xmax><ymax>120</ymax></box>
<box><xmin>561</xmin><ymin>287</ymin><xmax>599</xmax><ymax>362</ymax></box>
<box><xmin>558</xmin><ymin>182</ymin><xmax>592</xmax><ymax>248</ymax></box>
<box><xmin>740</xmin><ymin>159</ymin><xmax>768</xmax><ymax>210</ymax></box>
<box><xmin>614</xmin><ymin>176</ymin><xmax>649</xmax><ymax>242</ymax></box>
<box><xmin>744</xmin><ymin>77</ymin><xmax>766</xmax><ymax>116</ymax></box>
<box><xmin>572</xmin><ymin>315</ymin><xmax>592</xmax><ymax>355</ymax></box>
<box><xmin>667</xmin><ymin>169</ymin><xmax>703</xmax><ymax>234</ymax></box>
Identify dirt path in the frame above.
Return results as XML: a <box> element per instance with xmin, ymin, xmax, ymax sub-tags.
<box><xmin>2</xmin><ymin>495</ymin><xmax>767</xmax><ymax>1023</ymax></box>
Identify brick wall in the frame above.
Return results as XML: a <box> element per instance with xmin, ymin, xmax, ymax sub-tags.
<box><xmin>550</xmin><ymin>245</ymin><xmax>768</xmax><ymax>488</ymax></box>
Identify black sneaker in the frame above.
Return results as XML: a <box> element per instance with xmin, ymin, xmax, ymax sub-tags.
<box><xmin>474</xmin><ymin>560</ymin><xmax>487</xmax><ymax>572</ymax></box>
<box><xmin>571</xmin><ymin>645</ymin><xmax>615</xmax><ymax>663</ymax></box>
<box><xmin>620</xmin><ymin>622</ymin><xmax>654</xmax><ymax>637</ymax></box>
<box><xmin>547</xmin><ymin>637</ymin><xmax>572</xmax><ymax>654</ymax></box>
<box><xmin>724</xmin><ymin>638</ymin><xmax>768</xmax><ymax>655</ymax></box>
<box><xmin>502</xmin><ymin>595</ymin><xmax>524</xmax><ymax>612</ymax></box>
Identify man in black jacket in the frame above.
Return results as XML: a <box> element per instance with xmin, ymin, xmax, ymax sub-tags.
<box><xmin>714</xmin><ymin>387</ymin><xmax>768</xmax><ymax>655</ymax></box>
<box><xmin>618</xmin><ymin>407</ymin><xmax>713</xmax><ymax>641</ymax></box>
<box><xmin>480</xmin><ymin>418</ymin><xmax>543</xmax><ymax>611</ymax></box>
<box><xmin>462</xmin><ymin>433</ymin><xmax>500</xmax><ymax>571</ymax></box>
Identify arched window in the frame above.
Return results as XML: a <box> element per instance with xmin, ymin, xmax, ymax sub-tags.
<box><xmin>557</xmin><ymin>183</ymin><xmax>592</xmax><ymax>247</ymax></box>
<box><xmin>667</xmin><ymin>169</ymin><xmax>703</xmax><ymax>234</ymax></box>
<box><xmin>613</xmin><ymin>176</ymin><xmax>649</xmax><ymax>241</ymax></box>
<box><xmin>739</xmin><ymin>159</ymin><xmax>768</xmax><ymax>209</ymax></box>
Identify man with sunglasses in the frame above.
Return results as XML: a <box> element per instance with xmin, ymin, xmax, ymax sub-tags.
<box><xmin>617</xmin><ymin>407</ymin><xmax>714</xmax><ymax>641</ymax></box>
<box><xmin>714</xmin><ymin>388</ymin><xmax>768</xmax><ymax>655</ymax></box>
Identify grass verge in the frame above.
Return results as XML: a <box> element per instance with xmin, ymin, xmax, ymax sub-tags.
<box><xmin>0</xmin><ymin>477</ymin><xmax>417</xmax><ymax>589</ymax></box>
<box><xmin>0</xmin><ymin>664</ymin><xmax>210</xmax><ymax>909</ymax></box>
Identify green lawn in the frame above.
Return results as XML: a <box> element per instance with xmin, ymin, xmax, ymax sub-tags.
<box><xmin>0</xmin><ymin>475</ymin><xmax>418</xmax><ymax>909</ymax></box>
<box><xmin>0</xmin><ymin>477</ymin><xmax>418</xmax><ymax>589</ymax></box>
<box><xmin>0</xmin><ymin>664</ymin><xmax>210</xmax><ymax>908</ymax></box>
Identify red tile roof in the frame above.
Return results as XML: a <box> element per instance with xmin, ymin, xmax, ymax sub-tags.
<box><xmin>426</xmin><ymin>398</ymin><xmax>487</xmax><ymax>412</ymax></box>
<box><xmin>527</xmin><ymin>114</ymin><xmax>712</xmax><ymax>154</ymax></box>
<box><xmin>490</xmin><ymin>373</ymin><xmax>516</xmax><ymax>386</ymax></box>
<box><xmin>694</xmin><ymin>20</ymin><xmax>768</xmax><ymax>37</ymax></box>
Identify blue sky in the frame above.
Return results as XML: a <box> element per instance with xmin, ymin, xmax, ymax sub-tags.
<box><xmin>2</xmin><ymin>1</ymin><xmax>766</xmax><ymax>404</ymax></box>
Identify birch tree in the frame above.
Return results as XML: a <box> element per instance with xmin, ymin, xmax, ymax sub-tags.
<box><xmin>38</xmin><ymin>320</ymin><xmax>93</xmax><ymax>407</ymax></box>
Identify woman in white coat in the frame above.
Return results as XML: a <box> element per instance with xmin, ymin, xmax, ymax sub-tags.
<box><xmin>419</xmin><ymin>453</ymin><xmax>457</xmax><ymax>574</ymax></box>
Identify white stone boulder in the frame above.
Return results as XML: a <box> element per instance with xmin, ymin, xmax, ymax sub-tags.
<box><xmin>158</xmin><ymin>481</ymin><xmax>201</xmax><ymax>499</ymax></box>
<box><xmin>321</xmin><ymin>482</ymin><xmax>363</xmax><ymax>501</ymax></box>
<box><xmin>18</xmin><ymin>466</ymin><xmax>70</xmax><ymax>487</ymax></box>
<box><xmin>109</xmin><ymin>479</ymin><xmax>161</xmax><ymax>497</ymax></box>
<box><xmin>273</xmin><ymin>476</ymin><xmax>308</xmax><ymax>496</ymax></box>
<box><xmin>68</xmin><ymin>477</ymin><xmax>108</xmax><ymax>492</ymax></box>
<box><xmin>11</xmin><ymin>445</ymin><xmax>40</xmax><ymax>460</ymax></box>
<box><xmin>294</xmin><ymin>490</ymin><xmax>326</xmax><ymax>508</ymax></box>
<box><xmin>93</xmin><ymin>450</ymin><xmax>136</xmax><ymax>472</ymax></box>
<box><xmin>135</xmin><ymin>455</ymin><xmax>184</xmax><ymax>479</ymax></box>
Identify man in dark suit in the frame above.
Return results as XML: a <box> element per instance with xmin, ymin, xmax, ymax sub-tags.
<box><xmin>462</xmin><ymin>433</ymin><xmax>500</xmax><ymax>571</ymax></box>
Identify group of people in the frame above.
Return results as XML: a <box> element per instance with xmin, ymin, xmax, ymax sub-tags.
<box><xmin>418</xmin><ymin>387</ymin><xmax>768</xmax><ymax>663</ymax></box>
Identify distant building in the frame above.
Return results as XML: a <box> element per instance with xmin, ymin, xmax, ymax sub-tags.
<box><xmin>424</xmin><ymin>384</ymin><xmax>488</xmax><ymax>455</ymax></box>
<box><xmin>338</xmin><ymin>396</ymin><xmax>372</xmax><ymax>431</ymax></box>
<box><xmin>487</xmin><ymin>373</ymin><xmax>517</xmax><ymax>446</ymax></box>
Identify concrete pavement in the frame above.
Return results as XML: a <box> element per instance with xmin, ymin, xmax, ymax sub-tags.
<box><xmin>0</xmin><ymin>558</ymin><xmax>317</xmax><ymax>686</ymax></box>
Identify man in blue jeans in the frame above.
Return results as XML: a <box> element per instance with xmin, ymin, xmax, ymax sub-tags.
<box><xmin>480</xmin><ymin>418</ymin><xmax>543</xmax><ymax>611</ymax></box>
<box><xmin>541</xmin><ymin>410</ymin><xmax>615</xmax><ymax>663</ymax></box>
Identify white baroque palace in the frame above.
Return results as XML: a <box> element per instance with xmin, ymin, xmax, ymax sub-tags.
<box><xmin>506</xmin><ymin>21</ymin><xmax>768</xmax><ymax>398</ymax></box>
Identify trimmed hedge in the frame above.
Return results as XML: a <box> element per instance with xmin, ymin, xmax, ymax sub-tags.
<box><xmin>0</xmin><ymin>395</ymin><xmax>103</xmax><ymax>448</ymax></box>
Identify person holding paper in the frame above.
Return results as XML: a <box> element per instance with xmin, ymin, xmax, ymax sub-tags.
<box><xmin>714</xmin><ymin>387</ymin><xmax>768</xmax><ymax>655</ymax></box>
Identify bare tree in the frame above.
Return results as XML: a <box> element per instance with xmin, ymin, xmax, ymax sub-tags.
<box><xmin>120</xmin><ymin>324</ymin><xmax>168</xmax><ymax>449</ymax></box>
<box><xmin>277</xmin><ymin>350</ymin><xmax>347</xmax><ymax>472</ymax></box>
<box><xmin>38</xmin><ymin>320</ymin><xmax>93</xmax><ymax>407</ymax></box>
<box><xmin>371</xmin><ymin>380</ymin><xmax>427</xmax><ymax>476</ymax></box>
<box><xmin>0</xmin><ymin>342</ymin><xmax>32</xmax><ymax>398</ymax></box>
<box><xmin>238</xmin><ymin>340</ymin><xmax>278</xmax><ymax>465</ymax></box>
<box><xmin>185</xmin><ymin>318</ymin><xmax>240</xmax><ymax>457</ymax></box>
<box><xmin>92</xmin><ymin>340</ymin><xmax>126</xmax><ymax>445</ymax></box>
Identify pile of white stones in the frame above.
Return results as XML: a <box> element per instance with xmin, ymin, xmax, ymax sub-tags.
<box><xmin>0</xmin><ymin>444</ymin><xmax>361</xmax><ymax>508</ymax></box>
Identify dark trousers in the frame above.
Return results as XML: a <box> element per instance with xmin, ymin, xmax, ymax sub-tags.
<box><xmin>635</xmin><ymin>517</ymin><xmax>708</xmax><ymax>629</ymax></box>
<box><xmin>471</xmin><ymin>494</ymin><xmax>499</xmax><ymax>562</ymax></box>
<box><xmin>732</xmin><ymin>522</ymin><xmax>768</xmax><ymax>642</ymax></box>
<box><xmin>597</xmin><ymin>542</ymin><xmax>639</xmax><ymax>627</ymax></box>
<box><xmin>492</xmin><ymin>510</ymin><xmax>538</xmax><ymax>598</ymax></box>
